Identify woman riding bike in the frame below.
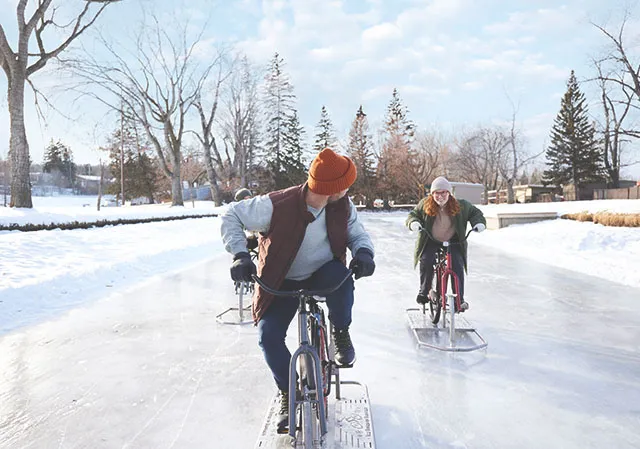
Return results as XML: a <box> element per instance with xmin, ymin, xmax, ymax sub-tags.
<box><xmin>406</xmin><ymin>176</ymin><xmax>486</xmax><ymax>311</ymax></box>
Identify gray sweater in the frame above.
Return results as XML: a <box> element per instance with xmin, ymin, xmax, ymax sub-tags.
<box><xmin>220</xmin><ymin>195</ymin><xmax>375</xmax><ymax>281</ymax></box>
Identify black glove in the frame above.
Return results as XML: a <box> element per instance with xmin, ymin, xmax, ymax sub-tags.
<box><xmin>230</xmin><ymin>252</ymin><xmax>257</xmax><ymax>282</ymax></box>
<box><xmin>349</xmin><ymin>248</ymin><xmax>375</xmax><ymax>280</ymax></box>
<box><xmin>246</xmin><ymin>235</ymin><xmax>259</xmax><ymax>251</ymax></box>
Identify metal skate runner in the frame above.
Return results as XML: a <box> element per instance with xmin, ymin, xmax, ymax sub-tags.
<box><xmin>216</xmin><ymin>280</ymin><xmax>253</xmax><ymax>325</ymax></box>
<box><xmin>407</xmin><ymin>305</ymin><xmax>487</xmax><ymax>352</ymax></box>
<box><xmin>255</xmin><ymin>376</ymin><xmax>375</xmax><ymax>449</ymax></box>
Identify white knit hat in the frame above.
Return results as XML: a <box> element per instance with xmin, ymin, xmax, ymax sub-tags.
<box><xmin>430</xmin><ymin>176</ymin><xmax>452</xmax><ymax>194</ymax></box>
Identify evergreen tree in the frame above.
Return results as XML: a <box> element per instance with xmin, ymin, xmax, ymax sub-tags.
<box><xmin>262</xmin><ymin>52</ymin><xmax>300</xmax><ymax>189</ymax></box>
<box><xmin>105</xmin><ymin>119</ymin><xmax>157</xmax><ymax>203</ymax></box>
<box><xmin>377</xmin><ymin>88</ymin><xmax>417</xmax><ymax>204</ymax></box>
<box><xmin>280</xmin><ymin>110</ymin><xmax>308</xmax><ymax>186</ymax></box>
<box><xmin>543</xmin><ymin>70</ymin><xmax>603</xmax><ymax>199</ymax></box>
<box><xmin>43</xmin><ymin>140</ymin><xmax>76</xmax><ymax>188</ymax></box>
<box><xmin>385</xmin><ymin>88</ymin><xmax>415</xmax><ymax>144</ymax></box>
<box><xmin>347</xmin><ymin>105</ymin><xmax>376</xmax><ymax>208</ymax></box>
<box><xmin>313</xmin><ymin>105</ymin><xmax>337</xmax><ymax>153</ymax></box>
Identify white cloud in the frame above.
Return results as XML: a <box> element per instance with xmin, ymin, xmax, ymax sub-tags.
<box><xmin>462</xmin><ymin>81</ymin><xmax>483</xmax><ymax>90</ymax></box>
<box><xmin>362</xmin><ymin>22</ymin><xmax>402</xmax><ymax>43</ymax></box>
<box><xmin>484</xmin><ymin>6</ymin><xmax>579</xmax><ymax>36</ymax></box>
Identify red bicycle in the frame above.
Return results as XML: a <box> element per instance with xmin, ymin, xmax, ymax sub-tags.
<box><xmin>426</xmin><ymin>228</ymin><xmax>472</xmax><ymax>326</ymax></box>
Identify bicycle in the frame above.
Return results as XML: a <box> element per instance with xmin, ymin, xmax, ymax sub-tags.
<box><xmin>406</xmin><ymin>227</ymin><xmax>487</xmax><ymax>352</ymax></box>
<box><xmin>252</xmin><ymin>270</ymin><xmax>352</xmax><ymax>448</ymax></box>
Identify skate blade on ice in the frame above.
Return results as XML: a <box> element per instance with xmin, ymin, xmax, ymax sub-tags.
<box><xmin>406</xmin><ymin>307</ymin><xmax>488</xmax><ymax>352</ymax></box>
<box><xmin>255</xmin><ymin>383</ymin><xmax>376</xmax><ymax>448</ymax></box>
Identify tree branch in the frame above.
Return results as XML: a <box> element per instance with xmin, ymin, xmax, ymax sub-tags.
<box><xmin>26</xmin><ymin>1</ymin><xmax>114</xmax><ymax>77</ymax></box>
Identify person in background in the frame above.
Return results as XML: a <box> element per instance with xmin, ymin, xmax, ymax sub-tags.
<box><xmin>221</xmin><ymin>148</ymin><xmax>376</xmax><ymax>432</ymax></box>
<box><xmin>234</xmin><ymin>188</ymin><xmax>258</xmax><ymax>254</ymax></box>
<box><xmin>406</xmin><ymin>176</ymin><xmax>486</xmax><ymax>311</ymax></box>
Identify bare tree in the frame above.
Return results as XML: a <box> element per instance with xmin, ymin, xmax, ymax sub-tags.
<box><xmin>407</xmin><ymin>132</ymin><xmax>446</xmax><ymax>199</ymax></box>
<box><xmin>454</xmin><ymin>126</ymin><xmax>509</xmax><ymax>203</ymax></box>
<box><xmin>593</xmin><ymin>59</ymin><xmax>636</xmax><ymax>187</ymax></box>
<box><xmin>592</xmin><ymin>15</ymin><xmax>640</xmax><ymax>112</ymax></box>
<box><xmin>221</xmin><ymin>55</ymin><xmax>262</xmax><ymax>191</ymax></box>
<box><xmin>67</xmin><ymin>15</ymin><xmax>212</xmax><ymax>206</ymax></box>
<box><xmin>0</xmin><ymin>0</ymin><xmax>120</xmax><ymax>207</ymax></box>
<box><xmin>192</xmin><ymin>49</ymin><xmax>232</xmax><ymax>206</ymax></box>
<box><xmin>498</xmin><ymin>100</ymin><xmax>542</xmax><ymax>203</ymax></box>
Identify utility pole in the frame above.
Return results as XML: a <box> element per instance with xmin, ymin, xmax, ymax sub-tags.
<box><xmin>97</xmin><ymin>158</ymin><xmax>104</xmax><ymax>211</ymax></box>
<box><xmin>120</xmin><ymin>106</ymin><xmax>125</xmax><ymax>206</ymax></box>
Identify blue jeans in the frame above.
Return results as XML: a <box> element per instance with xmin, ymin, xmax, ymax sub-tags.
<box><xmin>257</xmin><ymin>259</ymin><xmax>354</xmax><ymax>391</ymax></box>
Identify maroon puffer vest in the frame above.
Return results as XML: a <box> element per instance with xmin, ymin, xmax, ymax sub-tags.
<box><xmin>252</xmin><ymin>183</ymin><xmax>349</xmax><ymax>322</ymax></box>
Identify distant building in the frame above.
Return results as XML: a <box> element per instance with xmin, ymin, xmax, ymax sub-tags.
<box><xmin>450</xmin><ymin>182</ymin><xmax>484</xmax><ymax>204</ymax></box>
<box><xmin>485</xmin><ymin>184</ymin><xmax>558</xmax><ymax>204</ymax></box>
<box><xmin>76</xmin><ymin>174</ymin><xmax>102</xmax><ymax>195</ymax></box>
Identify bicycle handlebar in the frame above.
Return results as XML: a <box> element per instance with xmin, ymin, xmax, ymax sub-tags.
<box><xmin>251</xmin><ymin>270</ymin><xmax>353</xmax><ymax>299</ymax></box>
<box><xmin>412</xmin><ymin>224</ymin><xmax>475</xmax><ymax>244</ymax></box>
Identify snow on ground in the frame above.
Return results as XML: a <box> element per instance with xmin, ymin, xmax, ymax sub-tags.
<box><xmin>0</xmin><ymin>195</ymin><xmax>221</xmax><ymax>227</ymax></box>
<box><xmin>1</xmin><ymin>196</ymin><xmax>639</xmax><ymax>335</ymax></box>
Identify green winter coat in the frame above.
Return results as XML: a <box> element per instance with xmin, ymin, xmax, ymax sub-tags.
<box><xmin>405</xmin><ymin>198</ymin><xmax>486</xmax><ymax>270</ymax></box>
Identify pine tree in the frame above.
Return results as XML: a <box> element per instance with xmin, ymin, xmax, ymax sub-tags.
<box><xmin>262</xmin><ymin>52</ymin><xmax>300</xmax><ymax>189</ymax></box>
<box><xmin>378</xmin><ymin>88</ymin><xmax>417</xmax><ymax>204</ymax></box>
<box><xmin>313</xmin><ymin>105</ymin><xmax>337</xmax><ymax>153</ymax></box>
<box><xmin>385</xmin><ymin>88</ymin><xmax>415</xmax><ymax>144</ymax></box>
<box><xmin>43</xmin><ymin>140</ymin><xmax>76</xmax><ymax>189</ymax></box>
<box><xmin>347</xmin><ymin>105</ymin><xmax>376</xmax><ymax>208</ymax></box>
<box><xmin>280</xmin><ymin>110</ymin><xmax>308</xmax><ymax>187</ymax></box>
<box><xmin>543</xmin><ymin>71</ymin><xmax>603</xmax><ymax>200</ymax></box>
<box><xmin>104</xmin><ymin>119</ymin><xmax>157</xmax><ymax>202</ymax></box>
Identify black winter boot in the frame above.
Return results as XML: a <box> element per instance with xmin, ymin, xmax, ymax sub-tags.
<box><xmin>333</xmin><ymin>327</ymin><xmax>356</xmax><ymax>366</ymax></box>
<box><xmin>276</xmin><ymin>390</ymin><xmax>289</xmax><ymax>432</ymax></box>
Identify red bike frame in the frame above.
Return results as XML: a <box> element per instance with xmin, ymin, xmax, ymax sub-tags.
<box><xmin>437</xmin><ymin>245</ymin><xmax>462</xmax><ymax>313</ymax></box>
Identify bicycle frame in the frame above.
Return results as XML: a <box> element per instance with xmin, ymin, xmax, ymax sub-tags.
<box><xmin>437</xmin><ymin>240</ymin><xmax>464</xmax><ymax>344</ymax></box>
<box><xmin>252</xmin><ymin>270</ymin><xmax>352</xmax><ymax>444</ymax></box>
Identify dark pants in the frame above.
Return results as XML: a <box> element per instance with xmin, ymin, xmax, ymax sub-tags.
<box><xmin>419</xmin><ymin>238</ymin><xmax>465</xmax><ymax>302</ymax></box>
<box><xmin>258</xmin><ymin>259</ymin><xmax>354</xmax><ymax>391</ymax></box>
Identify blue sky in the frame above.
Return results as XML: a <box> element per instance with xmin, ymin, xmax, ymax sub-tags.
<box><xmin>1</xmin><ymin>0</ymin><xmax>639</xmax><ymax>178</ymax></box>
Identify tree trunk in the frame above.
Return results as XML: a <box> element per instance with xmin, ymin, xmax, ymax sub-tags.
<box><xmin>8</xmin><ymin>77</ymin><xmax>33</xmax><ymax>208</ymax></box>
<box><xmin>171</xmin><ymin>158</ymin><xmax>184</xmax><ymax>206</ymax></box>
<box><xmin>202</xmin><ymin>140</ymin><xmax>222</xmax><ymax>206</ymax></box>
<box><xmin>507</xmin><ymin>180</ymin><xmax>515</xmax><ymax>204</ymax></box>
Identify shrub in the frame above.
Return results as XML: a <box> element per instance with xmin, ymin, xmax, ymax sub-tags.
<box><xmin>562</xmin><ymin>211</ymin><xmax>640</xmax><ymax>227</ymax></box>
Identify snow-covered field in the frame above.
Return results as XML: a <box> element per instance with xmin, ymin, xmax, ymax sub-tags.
<box><xmin>1</xmin><ymin>196</ymin><xmax>639</xmax><ymax>334</ymax></box>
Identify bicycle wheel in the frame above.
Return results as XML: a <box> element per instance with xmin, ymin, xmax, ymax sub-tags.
<box><xmin>311</xmin><ymin>312</ymin><xmax>330</xmax><ymax>417</ymax></box>
<box><xmin>429</xmin><ymin>265</ymin><xmax>442</xmax><ymax>324</ymax></box>
<box><xmin>298</xmin><ymin>356</ymin><xmax>321</xmax><ymax>449</ymax></box>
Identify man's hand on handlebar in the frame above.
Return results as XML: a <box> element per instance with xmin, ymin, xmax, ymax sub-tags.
<box><xmin>230</xmin><ymin>252</ymin><xmax>257</xmax><ymax>282</ymax></box>
<box><xmin>349</xmin><ymin>248</ymin><xmax>375</xmax><ymax>280</ymax></box>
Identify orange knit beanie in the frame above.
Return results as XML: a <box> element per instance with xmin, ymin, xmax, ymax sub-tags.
<box><xmin>308</xmin><ymin>148</ymin><xmax>357</xmax><ymax>195</ymax></box>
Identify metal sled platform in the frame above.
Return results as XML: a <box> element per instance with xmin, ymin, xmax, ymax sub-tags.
<box><xmin>216</xmin><ymin>281</ymin><xmax>253</xmax><ymax>325</ymax></box>
<box><xmin>255</xmin><ymin>381</ymin><xmax>376</xmax><ymax>449</ymax></box>
<box><xmin>406</xmin><ymin>307</ymin><xmax>488</xmax><ymax>352</ymax></box>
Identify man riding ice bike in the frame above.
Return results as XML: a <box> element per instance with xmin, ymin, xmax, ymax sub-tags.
<box><xmin>221</xmin><ymin>148</ymin><xmax>376</xmax><ymax>432</ymax></box>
